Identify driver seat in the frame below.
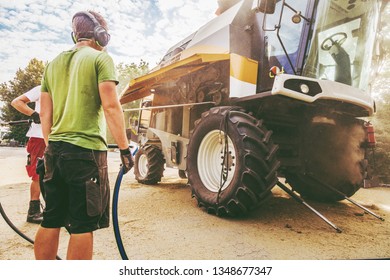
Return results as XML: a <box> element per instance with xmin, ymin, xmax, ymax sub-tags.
<box><xmin>329</xmin><ymin>43</ymin><xmax>352</xmax><ymax>86</ymax></box>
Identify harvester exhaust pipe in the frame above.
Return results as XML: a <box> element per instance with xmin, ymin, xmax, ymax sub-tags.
<box><xmin>276</xmin><ymin>181</ymin><xmax>343</xmax><ymax>233</ymax></box>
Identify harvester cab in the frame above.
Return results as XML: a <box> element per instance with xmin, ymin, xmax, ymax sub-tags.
<box><xmin>120</xmin><ymin>0</ymin><xmax>383</xmax><ymax>218</ymax></box>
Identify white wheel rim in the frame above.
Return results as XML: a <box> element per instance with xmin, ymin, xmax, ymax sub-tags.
<box><xmin>138</xmin><ymin>154</ymin><xmax>149</xmax><ymax>178</ymax></box>
<box><xmin>197</xmin><ymin>130</ymin><xmax>236</xmax><ymax>192</ymax></box>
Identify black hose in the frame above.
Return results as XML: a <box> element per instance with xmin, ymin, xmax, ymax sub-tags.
<box><xmin>112</xmin><ymin>165</ymin><xmax>128</xmax><ymax>260</ymax></box>
<box><xmin>0</xmin><ymin>202</ymin><xmax>35</xmax><ymax>243</ymax></box>
<box><xmin>0</xmin><ymin>202</ymin><xmax>61</xmax><ymax>260</ymax></box>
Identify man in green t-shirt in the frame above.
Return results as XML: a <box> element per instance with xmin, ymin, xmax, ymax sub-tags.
<box><xmin>34</xmin><ymin>10</ymin><xmax>133</xmax><ymax>260</ymax></box>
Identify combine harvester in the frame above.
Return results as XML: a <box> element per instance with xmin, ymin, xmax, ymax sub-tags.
<box><xmin>120</xmin><ymin>0</ymin><xmax>385</xmax><ymax>228</ymax></box>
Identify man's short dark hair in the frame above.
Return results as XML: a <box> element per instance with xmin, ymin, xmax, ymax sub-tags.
<box><xmin>72</xmin><ymin>11</ymin><xmax>108</xmax><ymax>40</ymax></box>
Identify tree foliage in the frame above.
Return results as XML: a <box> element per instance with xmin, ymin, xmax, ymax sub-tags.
<box><xmin>116</xmin><ymin>60</ymin><xmax>149</xmax><ymax>95</ymax></box>
<box><xmin>0</xmin><ymin>58</ymin><xmax>45</xmax><ymax>144</ymax></box>
<box><xmin>370</xmin><ymin>94</ymin><xmax>390</xmax><ymax>183</ymax></box>
<box><xmin>367</xmin><ymin>2</ymin><xmax>390</xmax><ymax>183</ymax></box>
<box><xmin>116</xmin><ymin>60</ymin><xmax>149</xmax><ymax>114</ymax></box>
<box><xmin>108</xmin><ymin>60</ymin><xmax>150</xmax><ymax>144</ymax></box>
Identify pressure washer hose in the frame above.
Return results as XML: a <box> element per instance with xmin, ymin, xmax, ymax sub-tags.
<box><xmin>112</xmin><ymin>165</ymin><xmax>128</xmax><ymax>260</ymax></box>
<box><xmin>112</xmin><ymin>144</ymin><xmax>138</xmax><ymax>260</ymax></box>
<box><xmin>0</xmin><ymin>201</ymin><xmax>61</xmax><ymax>260</ymax></box>
<box><xmin>0</xmin><ymin>202</ymin><xmax>35</xmax><ymax>244</ymax></box>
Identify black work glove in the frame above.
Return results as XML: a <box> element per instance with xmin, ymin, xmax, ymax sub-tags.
<box><xmin>120</xmin><ymin>147</ymin><xmax>134</xmax><ymax>174</ymax></box>
<box><xmin>31</xmin><ymin>111</ymin><xmax>41</xmax><ymax>124</ymax></box>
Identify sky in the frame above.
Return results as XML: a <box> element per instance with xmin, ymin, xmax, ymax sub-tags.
<box><xmin>0</xmin><ymin>0</ymin><xmax>217</xmax><ymax>84</ymax></box>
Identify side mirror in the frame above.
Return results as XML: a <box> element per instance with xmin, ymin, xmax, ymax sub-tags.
<box><xmin>257</xmin><ymin>0</ymin><xmax>276</xmax><ymax>14</ymax></box>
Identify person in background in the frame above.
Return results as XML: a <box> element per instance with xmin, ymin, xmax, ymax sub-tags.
<box><xmin>11</xmin><ymin>85</ymin><xmax>45</xmax><ymax>224</ymax></box>
<box><xmin>34</xmin><ymin>10</ymin><xmax>133</xmax><ymax>260</ymax></box>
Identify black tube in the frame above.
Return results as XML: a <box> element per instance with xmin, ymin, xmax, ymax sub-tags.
<box><xmin>0</xmin><ymin>202</ymin><xmax>35</xmax><ymax>243</ymax></box>
<box><xmin>0</xmin><ymin>202</ymin><xmax>61</xmax><ymax>260</ymax></box>
<box><xmin>112</xmin><ymin>165</ymin><xmax>128</xmax><ymax>260</ymax></box>
<box><xmin>7</xmin><ymin>119</ymin><xmax>32</xmax><ymax>126</ymax></box>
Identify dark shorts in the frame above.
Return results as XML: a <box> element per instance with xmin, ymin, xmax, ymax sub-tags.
<box><xmin>41</xmin><ymin>141</ymin><xmax>110</xmax><ymax>234</ymax></box>
<box><xmin>26</xmin><ymin>137</ymin><xmax>46</xmax><ymax>181</ymax></box>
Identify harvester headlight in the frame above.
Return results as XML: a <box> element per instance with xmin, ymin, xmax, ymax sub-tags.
<box><xmin>300</xmin><ymin>83</ymin><xmax>310</xmax><ymax>94</ymax></box>
<box><xmin>292</xmin><ymin>12</ymin><xmax>302</xmax><ymax>24</ymax></box>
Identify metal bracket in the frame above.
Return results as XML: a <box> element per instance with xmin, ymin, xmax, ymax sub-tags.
<box><xmin>276</xmin><ymin>175</ymin><xmax>385</xmax><ymax>233</ymax></box>
<box><xmin>307</xmin><ymin>175</ymin><xmax>385</xmax><ymax>222</ymax></box>
<box><xmin>276</xmin><ymin>181</ymin><xmax>343</xmax><ymax>233</ymax></box>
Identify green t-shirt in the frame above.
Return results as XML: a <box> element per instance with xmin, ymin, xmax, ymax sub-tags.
<box><xmin>41</xmin><ymin>46</ymin><xmax>118</xmax><ymax>151</ymax></box>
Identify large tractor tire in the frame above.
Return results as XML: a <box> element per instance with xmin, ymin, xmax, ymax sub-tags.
<box><xmin>134</xmin><ymin>145</ymin><xmax>165</xmax><ymax>185</ymax></box>
<box><xmin>187</xmin><ymin>107</ymin><xmax>280</xmax><ymax>217</ymax></box>
<box><xmin>286</xmin><ymin>119</ymin><xmax>366</xmax><ymax>202</ymax></box>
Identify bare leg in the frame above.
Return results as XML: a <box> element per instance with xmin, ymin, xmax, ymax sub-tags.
<box><xmin>34</xmin><ymin>226</ymin><xmax>60</xmax><ymax>260</ymax></box>
<box><xmin>67</xmin><ymin>232</ymin><xmax>93</xmax><ymax>260</ymax></box>
<box><xmin>30</xmin><ymin>180</ymin><xmax>40</xmax><ymax>201</ymax></box>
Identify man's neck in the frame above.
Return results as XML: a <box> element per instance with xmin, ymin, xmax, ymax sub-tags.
<box><xmin>75</xmin><ymin>40</ymin><xmax>102</xmax><ymax>51</ymax></box>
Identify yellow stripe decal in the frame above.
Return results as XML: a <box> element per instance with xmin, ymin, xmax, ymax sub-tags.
<box><xmin>229</xmin><ymin>53</ymin><xmax>258</xmax><ymax>85</ymax></box>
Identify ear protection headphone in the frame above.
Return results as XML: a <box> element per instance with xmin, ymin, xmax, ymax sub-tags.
<box><xmin>71</xmin><ymin>11</ymin><xmax>110</xmax><ymax>47</ymax></box>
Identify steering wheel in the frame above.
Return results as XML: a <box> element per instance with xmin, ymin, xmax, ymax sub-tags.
<box><xmin>321</xmin><ymin>32</ymin><xmax>347</xmax><ymax>51</ymax></box>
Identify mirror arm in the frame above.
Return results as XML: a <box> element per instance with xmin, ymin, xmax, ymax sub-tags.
<box><xmin>284</xmin><ymin>2</ymin><xmax>310</xmax><ymax>22</ymax></box>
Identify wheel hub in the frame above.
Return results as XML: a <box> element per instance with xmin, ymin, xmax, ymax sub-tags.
<box><xmin>197</xmin><ymin>130</ymin><xmax>236</xmax><ymax>192</ymax></box>
<box><xmin>138</xmin><ymin>154</ymin><xmax>149</xmax><ymax>178</ymax></box>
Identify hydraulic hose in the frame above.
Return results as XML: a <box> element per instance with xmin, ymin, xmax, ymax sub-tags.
<box><xmin>112</xmin><ymin>165</ymin><xmax>128</xmax><ymax>260</ymax></box>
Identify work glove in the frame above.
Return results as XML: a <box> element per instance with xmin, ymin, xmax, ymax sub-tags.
<box><xmin>120</xmin><ymin>147</ymin><xmax>134</xmax><ymax>174</ymax></box>
<box><xmin>31</xmin><ymin>111</ymin><xmax>41</xmax><ymax>124</ymax></box>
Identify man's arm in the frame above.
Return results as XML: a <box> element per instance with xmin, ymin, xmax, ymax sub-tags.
<box><xmin>11</xmin><ymin>95</ymin><xmax>35</xmax><ymax>116</ymax></box>
<box><xmin>99</xmin><ymin>81</ymin><xmax>129</xmax><ymax>150</ymax></box>
<box><xmin>40</xmin><ymin>92</ymin><xmax>53</xmax><ymax>146</ymax></box>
